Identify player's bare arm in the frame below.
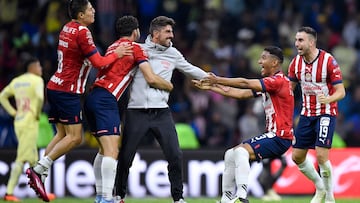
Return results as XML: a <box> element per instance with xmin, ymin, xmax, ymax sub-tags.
<box><xmin>318</xmin><ymin>83</ymin><xmax>346</xmax><ymax>104</ymax></box>
<box><xmin>290</xmin><ymin>81</ymin><xmax>298</xmax><ymax>91</ymax></box>
<box><xmin>192</xmin><ymin>79</ymin><xmax>253</xmax><ymax>99</ymax></box>
<box><xmin>139</xmin><ymin>62</ymin><xmax>173</xmax><ymax>92</ymax></box>
<box><xmin>202</xmin><ymin>72</ymin><xmax>262</xmax><ymax>91</ymax></box>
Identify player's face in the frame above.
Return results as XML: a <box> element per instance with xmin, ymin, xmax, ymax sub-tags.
<box><xmin>30</xmin><ymin>61</ymin><xmax>43</xmax><ymax>77</ymax></box>
<box><xmin>295</xmin><ymin>31</ymin><xmax>313</xmax><ymax>56</ymax></box>
<box><xmin>154</xmin><ymin>25</ymin><xmax>174</xmax><ymax>47</ymax></box>
<box><xmin>79</xmin><ymin>2</ymin><xmax>95</xmax><ymax>26</ymax></box>
<box><xmin>258</xmin><ymin>51</ymin><xmax>276</xmax><ymax>77</ymax></box>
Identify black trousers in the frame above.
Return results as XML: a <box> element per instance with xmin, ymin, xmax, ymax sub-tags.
<box><xmin>114</xmin><ymin>108</ymin><xmax>184</xmax><ymax>201</ymax></box>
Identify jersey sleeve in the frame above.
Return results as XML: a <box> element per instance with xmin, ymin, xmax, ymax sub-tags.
<box><xmin>78</xmin><ymin>26</ymin><xmax>97</xmax><ymax>58</ymax></box>
<box><xmin>287</xmin><ymin>58</ymin><xmax>298</xmax><ymax>82</ymax></box>
<box><xmin>133</xmin><ymin>43</ymin><xmax>148</xmax><ymax>65</ymax></box>
<box><xmin>0</xmin><ymin>82</ymin><xmax>16</xmax><ymax>117</ymax></box>
<box><xmin>261</xmin><ymin>75</ymin><xmax>283</xmax><ymax>93</ymax></box>
<box><xmin>327</xmin><ymin>56</ymin><xmax>343</xmax><ymax>85</ymax></box>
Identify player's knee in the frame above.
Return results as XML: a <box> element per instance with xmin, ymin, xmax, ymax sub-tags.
<box><xmin>224</xmin><ymin>148</ymin><xmax>234</xmax><ymax>161</ymax></box>
<box><xmin>291</xmin><ymin>153</ymin><xmax>305</xmax><ymax>165</ymax></box>
<box><xmin>69</xmin><ymin>135</ymin><xmax>83</xmax><ymax>146</ymax></box>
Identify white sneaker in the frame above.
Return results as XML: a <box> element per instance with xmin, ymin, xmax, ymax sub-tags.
<box><xmin>262</xmin><ymin>189</ymin><xmax>281</xmax><ymax>201</ymax></box>
<box><xmin>113</xmin><ymin>196</ymin><xmax>125</xmax><ymax>203</ymax></box>
<box><xmin>174</xmin><ymin>199</ymin><xmax>187</xmax><ymax>203</ymax></box>
<box><xmin>310</xmin><ymin>189</ymin><xmax>326</xmax><ymax>203</ymax></box>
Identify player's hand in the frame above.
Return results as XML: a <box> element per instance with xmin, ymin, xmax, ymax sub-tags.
<box><xmin>200</xmin><ymin>72</ymin><xmax>217</xmax><ymax>86</ymax></box>
<box><xmin>192</xmin><ymin>79</ymin><xmax>212</xmax><ymax>90</ymax></box>
<box><xmin>114</xmin><ymin>43</ymin><xmax>133</xmax><ymax>58</ymax></box>
<box><xmin>318</xmin><ymin>94</ymin><xmax>330</xmax><ymax>104</ymax></box>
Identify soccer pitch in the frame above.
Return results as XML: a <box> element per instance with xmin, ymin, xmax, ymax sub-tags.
<box><xmin>18</xmin><ymin>197</ymin><xmax>360</xmax><ymax>203</ymax></box>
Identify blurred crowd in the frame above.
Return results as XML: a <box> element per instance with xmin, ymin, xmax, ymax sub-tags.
<box><xmin>1</xmin><ymin>0</ymin><xmax>360</xmax><ymax>148</ymax></box>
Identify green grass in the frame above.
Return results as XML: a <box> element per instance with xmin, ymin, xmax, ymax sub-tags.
<box><xmin>5</xmin><ymin>197</ymin><xmax>360</xmax><ymax>203</ymax></box>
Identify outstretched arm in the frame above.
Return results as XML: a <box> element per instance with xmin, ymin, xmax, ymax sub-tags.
<box><xmin>202</xmin><ymin>72</ymin><xmax>262</xmax><ymax>92</ymax></box>
<box><xmin>139</xmin><ymin>62</ymin><xmax>173</xmax><ymax>92</ymax></box>
<box><xmin>192</xmin><ymin>80</ymin><xmax>254</xmax><ymax>100</ymax></box>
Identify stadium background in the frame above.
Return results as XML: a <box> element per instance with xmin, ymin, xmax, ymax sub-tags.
<box><xmin>1</xmin><ymin>0</ymin><xmax>360</xmax><ymax>200</ymax></box>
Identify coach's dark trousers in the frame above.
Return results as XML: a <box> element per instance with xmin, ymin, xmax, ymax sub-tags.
<box><xmin>114</xmin><ymin>108</ymin><xmax>184</xmax><ymax>201</ymax></box>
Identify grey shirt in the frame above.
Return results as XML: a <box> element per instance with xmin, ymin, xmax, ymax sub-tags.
<box><xmin>127</xmin><ymin>35</ymin><xmax>207</xmax><ymax>109</ymax></box>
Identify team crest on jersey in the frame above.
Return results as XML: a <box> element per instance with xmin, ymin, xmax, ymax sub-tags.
<box><xmin>305</xmin><ymin>72</ymin><xmax>312</xmax><ymax>82</ymax></box>
<box><xmin>331</xmin><ymin>58</ymin><xmax>338</xmax><ymax>66</ymax></box>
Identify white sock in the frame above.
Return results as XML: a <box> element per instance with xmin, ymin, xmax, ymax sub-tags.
<box><xmin>221</xmin><ymin>149</ymin><xmax>236</xmax><ymax>202</ymax></box>
<box><xmin>319</xmin><ymin>160</ymin><xmax>334</xmax><ymax>199</ymax></box>
<box><xmin>93</xmin><ymin>153</ymin><xmax>104</xmax><ymax>197</ymax></box>
<box><xmin>102</xmin><ymin>156</ymin><xmax>117</xmax><ymax>201</ymax></box>
<box><xmin>233</xmin><ymin>147</ymin><xmax>250</xmax><ymax>199</ymax></box>
<box><xmin>34</xmin><ymin>156</ymin><xmax>53</xmax><ymax>175</ymax></box>
<box><xmin>298</xmin><ymin>158</ymin><xmax>324</xmax><ymax>190</ymax></box>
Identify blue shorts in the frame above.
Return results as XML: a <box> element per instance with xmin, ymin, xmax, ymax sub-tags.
<box><xmin>47</xmin><ymin>89</ymin><xmax>82</xmax><ymax>124</ymax></box>
<box><xmin>293</xmin><ymin>115</ymin><xmax>336</xmax><ymax>149</ymax></box>
<box><xmin>84</xmin><ymin>87</ymin><xmax>121</xmax><ymax>136</ymax></box>
<box><xmin>243</xmin><ymin>132</ymin><xmax>291</xmax><ymax>161</ymax></box>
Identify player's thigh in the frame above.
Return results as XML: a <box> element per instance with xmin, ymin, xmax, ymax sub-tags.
<box><xmin>315</xmin><ymin>115</ymin><xmax>336</xmax><ymax>148</ymax></box>
<box><xmin>243</xmin><ymin>132</ymin><xmax>291</xmax><ymax>161</ymax></box>
<box><xmin>47</xmin><ymin>89</ymin><xmax>83</xmax><ymax>124</ymax></box>
<box><xmin>293</xmin><ymin>116</ymin><xmax>317</xmax><ymax>149</ymax></box>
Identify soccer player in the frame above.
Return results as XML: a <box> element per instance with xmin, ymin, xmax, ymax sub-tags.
<box><xmin>25</xmin><ymin>0</ymin><xmax>132</xmax><ymax>201</ymax></box>
<box><xmin>0</xmin><ymin>57</ymin><xmax>55</xmax><ymax>202</ymax></box>
<box><xmin>113</xmin><ymin>16</ymin><xmax>207</xmax><ymax>203</ymax></box>
<box><xmin>288</xmin><ymin>26</ymin><xmax>346</xmax><ymax>203</ymax></box>
<box><xmin>193</xmin><ymin>46</ymin><xmax>294</xmax><ymax>203</ymax></box>
<box><xmin>84</xmin><ymin>15</ymin><xmax>173</xmax><ymax>203</ymax></box>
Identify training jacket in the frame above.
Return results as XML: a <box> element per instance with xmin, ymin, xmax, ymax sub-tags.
<box><xmin>127</xmin><ymin>35</ymin><xmax>207</xmax><ymax>109</ymax></box>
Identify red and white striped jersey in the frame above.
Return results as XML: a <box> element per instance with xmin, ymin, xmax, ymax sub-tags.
<box><xmin>257</xmin><ymin>71</ymin><xmax>294</xmax><ymax>140</ymax></box>
<box><xmin>93</xmin><ymin>39</ymin><xmax>148</xmax><ymax>100</ymax></box>
<box><xmin>288</xmin><ymin>49</ymin><xmax>343</xmax><ymax>116</ymax></box>
<box><xmin>47</xmin><ymin>21</ymin><xmax>97</xmax><ymax>94</ymax></box>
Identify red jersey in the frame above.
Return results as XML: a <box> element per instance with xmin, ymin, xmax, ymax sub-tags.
<box><xmin>47</xmin><ymin>21</ymin><xmax>116</xmax><ymax>94</ymax></box>
<box><xmin>257</xmin><ymin>71</ymin><xmax>294</xmax><ymax>140</ymax></box>
<box><xmin>93</xmin><ymin>39</ymin><xmax>148</xmax><ymax>100</ymax></box>
<box><xmin>288</xmin><ymin>50</ymin><xmax>343</xmax><ymax>116</ymax></box>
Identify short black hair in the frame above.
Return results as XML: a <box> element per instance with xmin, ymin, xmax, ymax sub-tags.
<box><xmin>23</xmin><ymin>57</ymin><xmax>39</xmax><ymax>72</ymax></box>
<box><xmin>264</xmin><ymin>46</ymin><xmax>284</xmax><ymax>64</ymax></box>
<box><xmin>149</xmin><ymin>16</ymin><xmax>175</xmax><ymax>35</ymax></box>
<box><xmin>115</xmin><ymin>16</ymin><xmax>139</xmax><ymax>38</ymax></box>
<box><xmin>68</xmin><ymin>0</ymin><xmax>89</xmax><ymax>20</ymax></box>
<box><xmin>298</xmin><ymin>26</ymin><xmax>317</xmax><ymax>40</ymax></box>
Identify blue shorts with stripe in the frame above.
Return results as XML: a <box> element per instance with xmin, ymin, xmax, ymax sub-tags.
<box><xmin>47</xmin><ymin>89</ymin><xmax>82</xmax><ymax>124</ymax></box>
<box><xmin>243</xmin><ymin>132</ymin><xmax>292</xmax><ymax>161</ymax></box>
<box><xmin>293</xmin><ymin>115</ymin><xmax>336</xmax><ymax>149</ymax></box>
<box><xmin>84</xmin><ymin>87</ymin><xmax>121</xmax><ymax>136</ymax></box>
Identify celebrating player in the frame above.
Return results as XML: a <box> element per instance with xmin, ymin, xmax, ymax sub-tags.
<box><xmin>193</xmin><ymin>46</ymin><xmax>294</xmax><ymax>203</ymax></box>
<box><xmin>288</xmin><ymin>26</ymin><xmax>346</xmax><ymax>203</ymax></box>
<box><xmin>25</xmin><ymin>0</ymin><xmax>132</xmax><ymax>201</ymax></box>
<box><xmin>84</xmin><ymin>15</ymin><xmax>173</xmax><ymax>203</ymax></box>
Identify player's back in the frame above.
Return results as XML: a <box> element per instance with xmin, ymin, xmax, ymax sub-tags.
<box><xmin>48</xmin><ymin>21</ymin><xmax>97</xmax><ymax>94</ymax></box>
<box><xmin>94</xmin><ymin>39</ymin><xmax>148</xmax><ymax>100</ymax></box>
<box><xmin>10</xmin><ymin>73</ymin><xmax>44</xmax><ymax>123</ymax></box>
